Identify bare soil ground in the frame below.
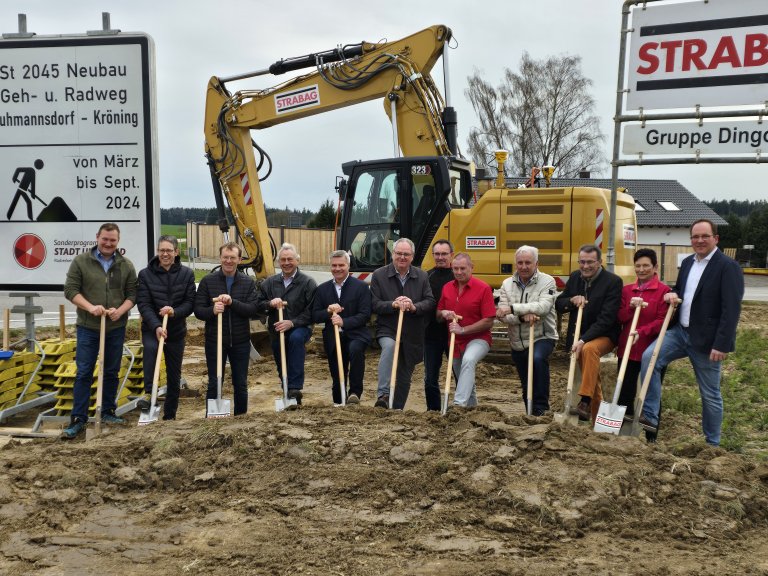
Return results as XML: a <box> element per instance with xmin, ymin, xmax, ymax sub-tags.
<box><xmin>1</xmin><ymin>308</ymin><xmax>768</xmax><ymax>575</ymax></box>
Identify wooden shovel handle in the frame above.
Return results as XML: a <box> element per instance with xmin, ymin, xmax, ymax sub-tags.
<box><xmin>59</xmin><ymin>304</ymin><xmax>66</xmax><ymax>341</ymax></box>
<box><xmin>527</xmin><ymin>321</ymin><xmax>535</xmax><ymax>416</ymax></box>
<box><xmin>636</xmin><ymin>300</ymin><xmax>679</xmax><ymax>406</ymax></box>
<box><xmin>617</xmin><ymin>303</ymin><xmax>645</xmax><ymax>383</ymax></box>
<box><xmin>389</xmin><ymin>307</ymin><xmax>405</xmax><ymax>409</ymax></box>
<box><xmin>278</xmin><ymin>304</ymin><xmax>288</xmax><ymax>384</ymax></box>
<box><xmin>565</xmin><ymin>305</ymin><xmax>585</xmax><ymax>396</ymax></box>
<box><xmin>94</xmin><ymin>313</ymin><xmax>107</xmax><ymax>435</ymax></box>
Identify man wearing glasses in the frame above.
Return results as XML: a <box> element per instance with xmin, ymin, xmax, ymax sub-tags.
<box><xmin>423</xmin><ymin>240</ymin><xmax>454</xmax><ymax>411</ymax></box>
<box><xmin>639</xmin><ymin>219</ymin><xmax>743</xmax><ymax>446</ymax></box>
<box><xmin>194</xmin><ymin>242</ymin><xmax>260</xmax><ymax>415</ymax></box>
<box><xmin>136</xmin><ymin>235</ymin><xmax>196</xmax><ymax>420</ymax></box>
<box><xmin>371</xmin><ymin>238</ymin><xmax>435</xmax><ymax>409</ymax></box>
<box><xmin>556</xmin><ymin>244</ymin><xmax>623</xmax><ymax>422</ymax></box>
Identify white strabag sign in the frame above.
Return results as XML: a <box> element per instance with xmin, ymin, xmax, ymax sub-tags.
<box><xmin>627</xmin><ymin>0</ymin><xmax>768</xmax><ymax>110</ymax></box>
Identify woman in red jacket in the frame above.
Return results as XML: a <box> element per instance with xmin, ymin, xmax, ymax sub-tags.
<box><xmin>617</xmin><ymin>248</ymin><xmax>671</xmax><ymax>417</ymax></box>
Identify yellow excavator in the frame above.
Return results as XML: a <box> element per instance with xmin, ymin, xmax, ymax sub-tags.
<box><xmin>204</xmin><ymin>24</ymin><xmax>637</xmax><ymax>288</ymax></box>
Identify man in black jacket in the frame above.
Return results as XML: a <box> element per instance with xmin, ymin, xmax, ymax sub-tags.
<box><xmin>555</xmin><ymin>244</ymin><xmax>622</xmax><ymax>422</ymax></box>
<box><xmin>257</xmin><ymin>243</ymin><xmax>317</xmax><ymax>405</ymax></box>
<box><xmin>311</xmin><ymin>250</ymin><xmax>371</xmax><ymax>404</ymax></box>
<box><xmin>136</xmin><ymin>235</ymin><xmax>196</xmax><ymax>420</ymax></box>
<box><xmin>423</xmin><ymin>239</ymin><xmax>454</xmax><ymax>411</ymax></box>
<box><xmin>194</xmin><ymin>242</ymin><xmax>259</xmax><ymax>416</ymax></box>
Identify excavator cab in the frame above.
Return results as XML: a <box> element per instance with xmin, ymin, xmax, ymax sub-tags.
<box><xmin>338</xmin><ymin>156</ymin><xmax>472</xmax><ymax>271</ymax></box>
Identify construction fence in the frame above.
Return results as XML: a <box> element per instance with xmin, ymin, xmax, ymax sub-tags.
<box><xmin>185</xmin><ymin>222</ymin><xmax>335</xmax><ymax>267</ymax></box>
<box><xmin>638</xmin><ymin>244</ymin><xmax>736</xmax><ymax>284</ymax></box>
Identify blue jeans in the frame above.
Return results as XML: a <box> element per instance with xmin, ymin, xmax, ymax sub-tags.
<box><xmin>377</xmin><ymin>336</ymin><xmax>417</xmax><ymax>410</ymax></box>
<box><xmin>143</xmin><ymin>329</ymin><xmax>185</xmax><ymax>419</ymax></box>
<box><xmin>511</xmin><ymin>338</ymin><xmax>555</xmax><ymax>415</ymax></box>
<box><xmin>205</xmin><ymin>339</ymin><xmax>250</xmax><ymax>415</ymax></box>
<box><xmin>423</xmin><ymin>338</ymin><xmax>449</xmax><ymax>411</ymax></box>
<box><xmin>72</xmin><ymin>325</ymin><xmax>126</xmax><ymax>423</ymax></box>
<box><xmin>271</xmin><ymin>326</ymin><xmax>312</xmax><ymax>390</ymax></box>
<box><xmin>452</xmin><ymin>339</ymin><xmax>490</xmax><ymax>407</ymax></box>
<box><xmin>640</xmin><ymin>325</ymin><xmax>723</xmax><ymax>445</ymax></box>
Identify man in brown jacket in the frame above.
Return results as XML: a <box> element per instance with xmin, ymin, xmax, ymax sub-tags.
<box><xmin>371</xmin><ymin>238</ymin><xmax>435</xmax><ymax>410</ymax></box>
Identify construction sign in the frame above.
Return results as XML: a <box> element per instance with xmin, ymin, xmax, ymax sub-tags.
<box><xmin>0</xmin><ymin>32</ymin><xmax>158</xmax><ymax>291</ymax></box>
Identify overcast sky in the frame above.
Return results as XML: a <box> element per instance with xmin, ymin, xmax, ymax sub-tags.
<box><xmin>2</xmin><ymin>0</ymin><xmax>764</xmax><ymax>211</ymax></box>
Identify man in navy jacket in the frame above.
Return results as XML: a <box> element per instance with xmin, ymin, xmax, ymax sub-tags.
<box><xmin>640</xmin><ymin>219</ymin><xmax>744</xmax><ymax>445</ymax></box>
<box><xmin>257</xmin><ymin>243</ymin><xmax>317</xmax><ymax>404</ymax></box>
<box><xmin>311</xmin><ymin>250</ymin><xmax>372</xmax><ymax>404</ymax></box>
<box><xmin>194</xmin><ymin>242</ymin><xmax>260</xmax><ymax>416</ymax></box>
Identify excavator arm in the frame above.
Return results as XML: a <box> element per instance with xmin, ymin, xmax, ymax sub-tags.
<box><xmin>203</xmin><ymin>24</ymin><xmax>456</xmax><ymax>278</ymax></box>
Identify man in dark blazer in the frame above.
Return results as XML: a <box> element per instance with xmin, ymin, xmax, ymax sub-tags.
<box><xmin>371</xmin><ymin>238</ymin><xmax>435</xmax><ymax>410</ymax></box>
<box><xmin>640</xmin><ymin>219</ymin><xmax>744</xmax><ymax>446</ymax></box>
<box><xmin>311</xmin><ymin>250</ymin><xmax>372</xmax><ymax>404</ymax></box>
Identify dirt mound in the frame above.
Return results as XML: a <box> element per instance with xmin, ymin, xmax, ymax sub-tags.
<box><xmin>2</xmin><ymin>310</ymin><xmax>768</xmax><ymax>575</ymax></box>
<box><xmin>1</xmin><ymin>391</ymin><xmax>767</xmax><ymax>574</ymax></box>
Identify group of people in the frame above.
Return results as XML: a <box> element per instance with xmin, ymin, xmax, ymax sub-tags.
<box><xmin>553</xmin><ymin>218</ymin><xmax>743</xmax><ymax>447</ymax></box>
<box><xmin>61</xmin><ymin>219</ymin><xmax>743</xmax><ymax>447</ymax></box>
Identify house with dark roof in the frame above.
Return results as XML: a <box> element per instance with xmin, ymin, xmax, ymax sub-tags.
<box><xmin>505</xmin><ymin>176</ymin><xmax>726</xmax><ymax>246</ymax></box>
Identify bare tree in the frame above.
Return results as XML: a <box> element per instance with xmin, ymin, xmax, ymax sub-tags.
<box><xmin>465</xmin><ymin>53</ymin><xmax>605</xmax><ymax>179</ymax></box>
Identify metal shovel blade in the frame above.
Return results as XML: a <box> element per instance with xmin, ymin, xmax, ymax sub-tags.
<box><xmin>275</xmin><ymin>396</ymin><xmax>298</xmax><ymax>412</ymax></box>
<box><xmin>138</xmin><ymin>405</ymin><xmax>161</xmax><ymax>426</ymax></box>
<box><xmin>553</xmin><ymin>409</ymin><xmax>579</xmax><ymax>425</ymax></box>
<box><xmin>206</xmin><ymin>398</ymin><xmax>231</xmax><ymax>418</ymax></box>
<box><xmin>593</xmin><ymin>400</ymin><xmax>626</xmax><ymax>435</ymax></box>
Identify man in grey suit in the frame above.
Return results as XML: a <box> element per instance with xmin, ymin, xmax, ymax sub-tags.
<box><xmin>371</xmin><ymin>238</ymin><xmax>435</xmax><ymax>410</ymax></box>
<box><xmin>640</xmin><ymin>219</ymin><xmax>744</xmax><ymax>446</ymax></box>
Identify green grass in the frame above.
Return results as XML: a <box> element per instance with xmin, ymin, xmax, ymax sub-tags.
<box><xmin>662</xmin><ymin>328</ymin><xmax>768</xmax><ymax>457</ymax></box>
<box><xmin>160</xmin><ymin>224</ymin><xmax>186</xmax><ymax>238</ymax></box>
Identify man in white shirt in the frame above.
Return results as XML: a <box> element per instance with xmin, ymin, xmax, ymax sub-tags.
<box><xmin>639</xmin><ymin>219</ymin><xmax>744</xmax><ymax>445</ymax></box>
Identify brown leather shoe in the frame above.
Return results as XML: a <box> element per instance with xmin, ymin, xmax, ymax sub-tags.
<box><xmin>639</xmin><ymin>414</ymin><xmax>658</xmax><ymax>433</ymax></box>
<box><xmin>576</xmin><ymin>401</ymin><xmax>591</xmax><ymax>421</ymax></box>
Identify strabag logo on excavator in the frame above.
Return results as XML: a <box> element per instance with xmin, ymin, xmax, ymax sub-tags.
<box><xmin>466</xmin><ymin>236</ymin><xmax>496</xmax><ymax>249</ymax></box>
<box><xmin>274</xmin><ymin>85</ymin><xmax>320</xmax><ymax>114</ymax></box>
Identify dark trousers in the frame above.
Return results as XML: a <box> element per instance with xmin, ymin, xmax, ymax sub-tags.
<box><xmin>142</xmin><ymin>329</ymin><xmax>185</xmax><ymax>419</ymax></box>
<box><xmin>511</xmin><ymin>339</ymin><xmax>556</xmax><ymax>415</ymax></box>
<box><xmin>423</xmin><ymin>338</ymin><xmax>449</xmax><ymax>411</ymax></box>
<box><xmin>205</xmin><ymin>339</ymin><xmax>250</xmax><ymax>415</ymax></box>
<box><xmin>323</xmin><ymin>331</ymin><xmax>367</xmax><ymax>404</ymax></box>
<box><xmin>72</xmin><ymin>325</ymin><xmax>125</xmax><ymax>423</ymax></box>
<box><xmin>617</xmin><ymin>358</ymin><xmax>641</xmax><ymax>414</ymax></box>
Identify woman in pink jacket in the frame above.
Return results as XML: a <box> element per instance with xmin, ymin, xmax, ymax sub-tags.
<box><xmin>617</xmin><ymin>248</ymin><xmax>670</xmax><ymax>417</ymax></box>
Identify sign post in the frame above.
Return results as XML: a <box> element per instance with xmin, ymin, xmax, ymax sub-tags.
<box><xmin>0</xmin><ymin>14</ymin><xmax>158</xmax><ymax>291</ymax></box>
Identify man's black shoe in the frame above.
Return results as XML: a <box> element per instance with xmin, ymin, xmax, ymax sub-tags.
<box><xmin>287</xmin><ymin>389</ymin><xmax>303</xmax><ymax>405</ymax></box>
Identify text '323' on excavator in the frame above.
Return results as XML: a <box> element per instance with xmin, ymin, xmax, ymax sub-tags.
<box><xmin>204</xmin><ymin>25</ymin><xmax>637</xmax><ymax>289</ymax></box>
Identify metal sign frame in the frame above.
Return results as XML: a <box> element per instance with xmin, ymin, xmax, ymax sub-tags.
<box><xmin>607</xmin><ymin>0</ymin><xmax>768</xmax><ymax>270</ymax></box>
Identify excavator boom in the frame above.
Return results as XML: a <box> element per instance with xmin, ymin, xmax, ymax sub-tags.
<box><xmin>203</xmin><ymin>25</ymin><xmax>456</xmax><ymax>277</ymax></box>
